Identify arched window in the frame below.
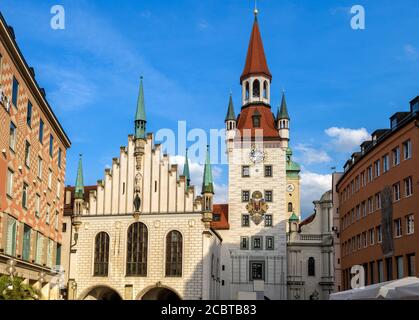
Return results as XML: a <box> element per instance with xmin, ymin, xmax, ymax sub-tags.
<box><xmin>288</xmin><ymin>202</ymin><xmax>293</xmax><ymax>212</ymax></box>
<box><xmin>253</xmin><ymin>79</ymin><xmax>260</xmax><ymax>98</ymax></box>
<box><xmin>94</xmin><ymin>232</ymin><xmax>110</xmax><ymax>276</ymax></box>
<box><xmin>126</xmin><ymin>222</ymin><xmax>148</xmax><ymax>276</ymax></box>
<box><xmin>263</xmin><ymin>81</ymin><xmax>268</xmax><ymax>99</ymax></box>
<box><xmin>308</xmin><ymin>257</ymin><xmax>315</xmax><ymax>276</ymax></box>
<box><xmin>166</xmin><ymin>231</ymin><xmax>183</xmax><ymax>277</ymax></box>
<box><xmin>245</xmin><ymin>82</ymin><xmax>250</xmax><ymax>100</ymax></box>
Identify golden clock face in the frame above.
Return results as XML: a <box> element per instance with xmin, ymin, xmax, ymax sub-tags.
<box><xmin>287</xmin><ymin>184</ymin><xmax>295</xmax><ymax>193</ymax></box>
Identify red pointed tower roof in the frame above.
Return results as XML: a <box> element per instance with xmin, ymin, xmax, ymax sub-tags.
<box><xmin>240</xmin><ymin>15</ymin><xmax>272</xmax><ymax>83</ymax></box>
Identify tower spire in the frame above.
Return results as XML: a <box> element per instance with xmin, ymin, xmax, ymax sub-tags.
<box><xmin>135</xmin><ymin>77</ymin><xmax>147</xmax><ymax>139</ymax></box>
<box><xmin>183</xmin><ymin>148</ymin><xmax>191</xmax><ymax>190</ymax></box>
<box><xmin>277</xmin><ymin>91</ymin><xmax>290</xmax><ymax>120</ymax></box>
<box><xmin>240</xmin><ymin>10</ymin><xmax>271</xmax><ymax>83</ymax></box>
<box><xmin>225</xmin><ymin>93</ymin><xmax>236</xmax><ymax>122</ymax></box>
<box><xmin>75</xmin><ymin>154</ymin><xmax>84</xmax><ymax>199</ymax></box>
<box><xmin>202</xmin><ymin>145</ymin><xmax>214</xmax><ymax>194</ymax></box>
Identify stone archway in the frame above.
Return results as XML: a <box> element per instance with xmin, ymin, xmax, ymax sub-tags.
<box><xmin>141</xmin><ymin>287</ymin><xmax>181</xmax><ymax>300</ymax></box>
<box><xmin>81</xmin><ymin>286</ymin><xmax>122</xmax><ymax>300</ymax></box>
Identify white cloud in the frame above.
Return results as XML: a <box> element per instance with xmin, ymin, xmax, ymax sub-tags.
<box><xmin>325</xmin><ymin>127</ymin><xmax>370</xmax><ymax>152</ymax></box>
<box><xmin>300</xmin><ymin>170</ymin><xmax>332</xmax><ymax>217</ymax></box>
<box><xmin>404</xmin><ymin>44</ymin><xmax>418</xmax><ymax>61</ymax></box>
<box><xmin>294</xmin><ymin>144</ymin><xmax>331</xmax><ymax>164</ymax></box>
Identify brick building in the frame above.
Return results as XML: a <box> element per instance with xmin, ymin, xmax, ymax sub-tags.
<box><xmin>0</xmin><ymin>11</ymin><xmax>71</xmax><ymax>298</ymax></box>
<box><xmin>336</xmin><ymin>96</ymin><xmax>419</xmax><ymax>290</ymax></box>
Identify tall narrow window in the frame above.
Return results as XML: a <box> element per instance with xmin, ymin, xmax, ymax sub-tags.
<box><xmin>39</xmin><ymin>119</ymin><xmax>44</xmax><ymax>143</ymax></box>
<box><xmin>308</xmin><ymin>257</ymin><xmax>315</xmax><ymax>276</ymax></box>
<box><xmin>252</xmin><ymin>79</ymin><xmax>260</xmax><ymax>97</ymax></box>
<box><xmin>12</xmin><ymin>76</ymin><xmax>19</xmax><ymax>107</ymax></box>
<box><xmin>94</xmin><ymin>232</ymin><xmax>110</xmax><ymax>276</ymax></box>
<box><xmin>46</xmin><ymin>204</ymin><xmax>51</xmax><ymax>225</ymax></box>
<box><xmin>25</xmin><ymin>141</ymin><xmax>31</xmax><ymax>167</ymax></box>
<box><xmin>48</xmin><ymin>169</ymin><xmax>53</xmax><ymax>189</ymax></box>
<box><xmin>38</xmin><ymin>157</ymin><xmax>43</xmax><ymax>179</ymax></box>
<box><xmin>406</xmin><ymin>214</ymin><xmax>414</xmax><ymax>235</ymax></box>
<box><xmin>383</xmin><ymin>154</ymin><xmax>389</xmax><ymax>173</ymax></box>
<box><xmin>22</xmin><ymin>225</ymin><xmax>31</xmax><ymax>261</ymax></box>
<box><xmin>392</xmin><ymin>147</ymin><xmax>400</xmax><ymax>166</ymax></box>
<box><xmin>22</xmin><ymin>183</ymin><xmax>29</xmax><ymax>209</ymax></box>
<box><xmin>26</xmin><ymin>101</ymin><xmax>32</xmax><ymax>127</ymax></box>
<box><xmin>58</xmin><ymin>148</ymin><xmax>62</xmax><ymax>168</ymax></box>
<box><xmin>6</xmin><ymin>169</ymin><xmax>14</xmax><ymax>197</ymax></box>
<box><xmin>35</xmin><ymin>194</ymin><xmax>41</xmax><ymax>218</ymax></box>
<box><xmin>166</xmin><ymin>230</ymin><xmax>183</xmax><ymax>277</ymax></box>
<box><xmin>288</xmin><ymin>202</ymin><xmax>293</xmax><ymax>212</ymax></box>
<box><xmin>245</xmin><ymin>82</ymin><xmax>250</xmax><ymax>100</ymax></box>
<box><xmin>405</xmin><ymin>177</ymin><xmax>413</xmax><ymax>197</ymax></box>
<box><xmin>263</xmin><ymin>81</ymin><xmax>268</xmax><ymax>99</ymax></box>
<box><xmin>35</xmin><ymin>232</ymin><xmax>44</xmax><ymax>265</ymax></box>
<box><xmin>9</xmin><ymin>121</ymin><xmax>16</xmax><ymax>151</ymax></box>
<box><xmin>126</xmin><ymin>222</ymin><xmax>148</xmax><ymax>276</ymax></box>
<box><xmin>49</xmin><ymin>134</ymin><xmax>54</xmax><ymax>157</ymax></box>
<box><xmin>403</xmin><ymin>140</ymin><xmax>412</xmax><ymax>160</ymax></box>
<box><xmin>6</xmin><ymin>216</ymin><xmax>17</xmax><ymax>257</ymax></box>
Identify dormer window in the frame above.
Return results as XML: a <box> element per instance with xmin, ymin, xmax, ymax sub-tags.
<box><xmin>252</xmin><ymin>113</ymin><xmax>261</xmax><ymax>128</ymax></box>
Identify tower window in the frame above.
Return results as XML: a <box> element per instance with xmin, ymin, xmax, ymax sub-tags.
<box><xmin>252</xmin><ymin>116</ymin><xmax>261</xmax><ymax>128</ymax></box>
<box><xmin>242</xmin><ymin>190</ymin><xmax>250</xmax><ymax>202</ymax></box>
<box><xmin>252</xmin><ymin>79</ymin><xmax>260</xmax><ymax>98</ymax></box>
<box><xmin>263</xmin><ymin>81</ymin><xmax>268</xmax><ymax>99</ymax></box>
<box><xmin>288</xmin><ymin>202</ymin><xmax>293</xmax><ymax>212</ymax></box>
<box><xmin>245</xmin><ymin>82</ymin><xmax>250</xmax><ymax>100</ymax></box>
<box><xmin>242</xmin><ymin>166</ymin><xmax>250</xmax><ymax>177</ymax></box>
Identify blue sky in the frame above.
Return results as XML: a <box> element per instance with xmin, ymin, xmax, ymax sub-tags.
<box><xmin>2</xmin><ymin>0</ymin><xmax>419</xmax><ymax>215</ymax></box>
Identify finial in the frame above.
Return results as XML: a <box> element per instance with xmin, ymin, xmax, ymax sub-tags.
<box><xmin>254</xmin><ymin>0</ymin><xmax>258</xmax><ymax>17</ymax></box>
<box><xmin>230</xmin><ymin>88</ymin><xmax>232</xmax><ymax>95</ymax></box>
<box><xmin>140</xmin><ymin>75</ymin><xmax>143</xmax><ymax>80</ymax></box>
<box><xmin>282</xmin><ymin>88</ymin><xmax>286</xmax><ymax>94</ymax></box>
<box><xmin>79</xmin><ymin>153</ymin><xmax>83</xmax><ymax>158</ymax></box>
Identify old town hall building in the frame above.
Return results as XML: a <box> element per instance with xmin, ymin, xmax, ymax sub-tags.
<box><xmin>62</xmin><ymin>10</ymin><xmax>334</xmax><ymax>300</ymax></box>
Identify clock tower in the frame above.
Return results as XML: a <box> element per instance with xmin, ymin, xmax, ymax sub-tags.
<box><xmin>218</xmin><ymin>9</ymin><xmax>289</xmax><ymax>300</ymax></box>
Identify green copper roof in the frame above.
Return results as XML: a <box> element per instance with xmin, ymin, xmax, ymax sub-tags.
<box><xmin>202</xmin><ymin>145</ymin><xmax>214</xmax><ymax>194</ymax></box>
<box><xmin>75</xmin><ymin>155</ymin><xmax>84</xmax><ymax>199</ymax></box>
<box><xmin>135</xmin><ymin>77</ymin><xmax>146</xmax><ymax>139</ymax></box>
<box><xmin>225</xmin><ymin>94</ymin><xmax>236</xmax><ymax>122</ymax></box>
<box><xmin>286</xmin><ymin>147</ymin><xmax>301</xmax><ymax>177</ymax></box>
<box><xmin>183</xmin><ymin>149</ymin><xmax>191</xmax><ymax>190</ymax></box>
<box><xmin>277</xmin><ymin>92</ymin><xmax>290</xmax><ymax>120</ymax></box>
<box><xmin>289</xmin><ymin>212</ymin><xmax>299</xmax><ymax>221</ymax></box>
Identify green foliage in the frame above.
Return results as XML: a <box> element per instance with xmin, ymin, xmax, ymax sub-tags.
<box><xmin>0</xmin><ymin>275</ymin><xmax>41</xmax><ymax>300</ymax></box>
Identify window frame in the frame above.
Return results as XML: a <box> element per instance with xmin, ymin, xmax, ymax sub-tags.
<box><xmin>165</xmin><ymin>230</ymin><xmax>183</xmax><ymax>277</ymax></box>
<box><xmin>264</xmin><ymin>165</ymin><xmax>273</xmax><ymax>177</ymax></box>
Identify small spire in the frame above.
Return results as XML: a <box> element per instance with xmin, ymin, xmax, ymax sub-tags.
<box><xmin>75</xmin><ymin>154</ymin><xmax>84</xmax><ymax>200</ymax></box>
<box><xmin>135</xmin><ymin>77</ymin><xmax>147</xmax><ymax>139</ymax></box>
<box><xmin>277</xmin><ymin>91</ymin><xmax>290</xmax><ymax>120</ymax></box>
<box><xmin>202</xmin><ymin>145</ymin><xmax>214</xmax><ymax>194</ymax></box>
<box><xmin>183</xmin><ymin>148</ymin><xmax>191</xmax><ymax>190</ymax></box>
<box><xmin>225</xmin><ymin>93</ymin><xmax>236</xmax><ymax>122</ymax></box>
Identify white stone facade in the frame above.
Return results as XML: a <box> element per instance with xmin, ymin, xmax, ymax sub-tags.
<box><xmin>287</xmin><ymin>191</ymin><xmax>335</xmax><ymax>300</ymax></box>
<box><xmin>64</xmin><ymin>133</ymin><xmax>221</xmax><ymax>300</ymax></box>
<box><xmin>218</xmin><ymin>142</ymin><xmax>288</xmax><ymax>300</ymax></box>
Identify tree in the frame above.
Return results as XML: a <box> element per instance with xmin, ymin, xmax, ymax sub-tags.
<box><xmin>0</xmin><ymin>275</ymin><xmax>41</xmax><ymax>300</ymax></box>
